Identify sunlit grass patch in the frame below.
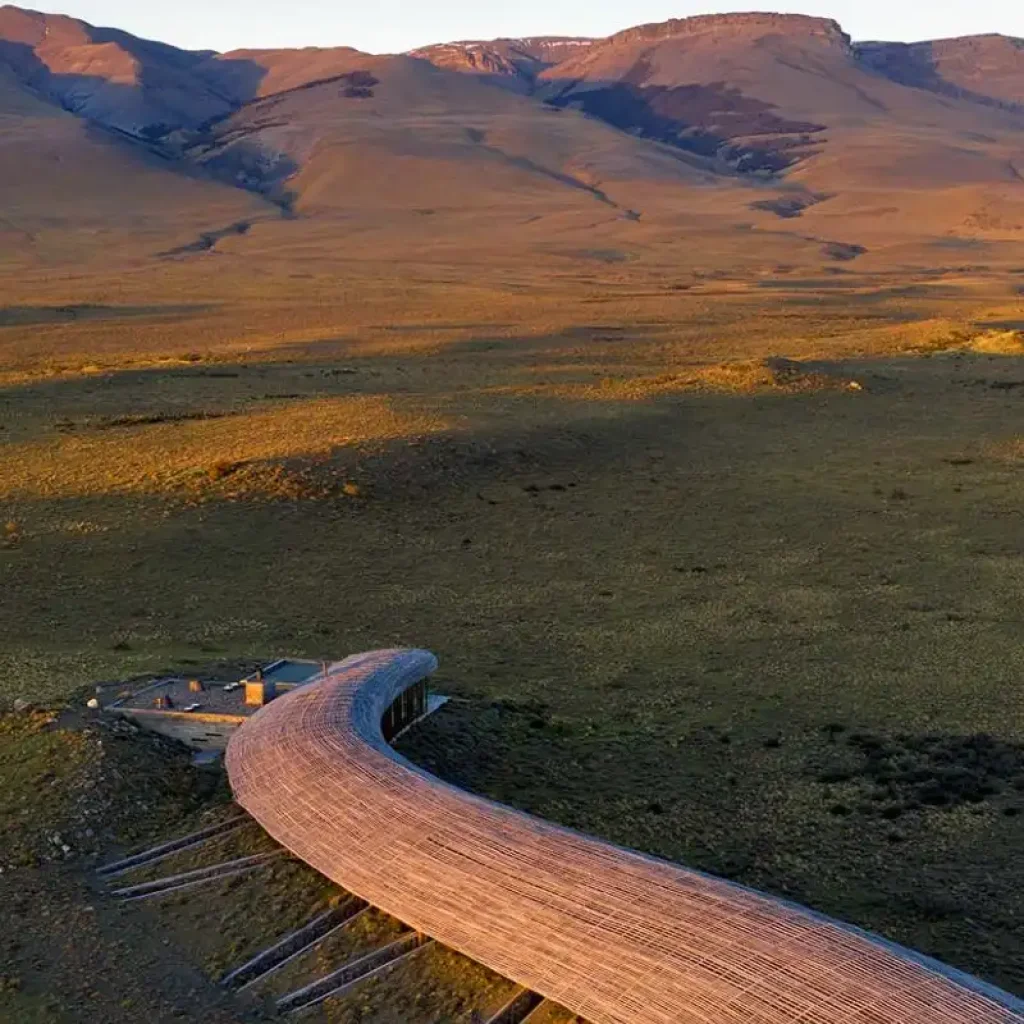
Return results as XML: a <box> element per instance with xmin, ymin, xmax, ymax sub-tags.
<box><xmin>0</xmin><ymin>396</ymin><xmax>449</xmax><ymax>501</ymax></box>
<box><xmin>964</xmin><ymin>330</ymin><xmax>1024</xmax><ymax>355</ymax></box>
<box><xmin>490</xmin><ymin>356</ymin><xmax>864</xmax><ymax>402</ymax></box>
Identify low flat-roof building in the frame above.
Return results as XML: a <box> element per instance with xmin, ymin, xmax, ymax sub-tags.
<box><xmin>107</xmin><ymin>659</ymin><xmax>325</xmax><ymax>751</ymax></box>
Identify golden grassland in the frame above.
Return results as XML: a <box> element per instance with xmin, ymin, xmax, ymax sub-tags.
<box><xmin>0</xmin><ymin>395</ymin><xmax>446</xmax><ymax>500</ymax></box>
<box><xmin>1</xmin><ymin>251</ymin><xmax>1023</xmax><ymax>1019</ymax></box>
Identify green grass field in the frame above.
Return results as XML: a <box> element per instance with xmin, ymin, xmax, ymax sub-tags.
<box><xmin>1</xmin><ymin>263</ymin><xmax>1023</xmax><ymax>1018</ymax></box>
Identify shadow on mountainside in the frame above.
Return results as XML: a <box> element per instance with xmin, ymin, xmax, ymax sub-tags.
<box><xmin>0</xmin><ymin>39</ymin><xmax>306</xmax><ymax>213</ymax></box>
<box><xmin>857</xmin><ymin>40</ymin><xmax>1024</xmax><ymax>113</ymax></box>
<box><xmin>544</xmin><ymin>68</ymin><xmax>828</xmax><ymax>174</ymax></box>
<box><xmin>0</xmin><ymin>38</ymin><xmax>269</xmax><ymax>140</ymax></box>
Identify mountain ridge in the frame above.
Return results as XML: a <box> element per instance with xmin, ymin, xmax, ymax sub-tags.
<box><xmin>606</xmin><ymin>12</ymin><xmax>851</xmax><ymax>47</ymax></box>
<box><xmin>2</xmin><ymin>6</ymin><xmax>1023</xmax><ymax>149</ymax></box>
<box><xmin>1</xmin><ymin>4</ymin><xmax>1023</xmax><ymax>271</ymax></box>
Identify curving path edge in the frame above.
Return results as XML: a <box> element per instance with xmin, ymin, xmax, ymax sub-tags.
<box><xmin>226</xmin><ymin>649</ymin><xmax>1024</xmax><ymax>1024</ymax></box>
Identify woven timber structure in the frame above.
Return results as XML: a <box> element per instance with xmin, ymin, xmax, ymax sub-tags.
<box><xmin>226</xmin><ymin>649</ymin><xmax>1024</xmax><ymax>1024</ymax></box>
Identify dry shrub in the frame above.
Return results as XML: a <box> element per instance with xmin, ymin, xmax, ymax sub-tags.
<box><xmin>674</xmin><ymin>357</ymin><xmax>863</xmax><ymax>394</ymax></box>
<box><xmin>2</xmin><ymin>520</ymin><xmax>19</xmax><ymax>548</ymax></box>
<box><xmin>200</xmin><ymin>461</ymin><xmax>338</xmax><ymax>502</ymax></box>
<box><xmin>910</xmin><ymin>328</ymin><xmax>1024</xmax><ymax>355</ymax></box>
<box><xmin>992</xmin><ymin>438</ymin><xmax>1024</xmax><ymax>463</ymax></box>
<box><xmin>207</xmin><ymin>459</ymin><xmax>239</xmax><ymax>481</ymax></box>
<box><xmin>518</xmin><ymin>357</ymin><xmax>863</xmax><ymax>403</ymax></box>
<box><xmin>965</xmin><ymin>330</ymin><xmax>1024</xmax><ymax>355</ymax></box>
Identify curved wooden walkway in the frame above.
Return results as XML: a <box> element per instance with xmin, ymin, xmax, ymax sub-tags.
<box><xmin>225</xmin><ymin>650</ymin><xmax>1024</xmax><ymax>1024</ymax></box>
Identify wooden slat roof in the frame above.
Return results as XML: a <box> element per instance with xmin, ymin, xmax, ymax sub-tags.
<box><xmin>225</xmin><ymin>649</ymin><xmax>1024</xmax><ymax>1024</ymax></box>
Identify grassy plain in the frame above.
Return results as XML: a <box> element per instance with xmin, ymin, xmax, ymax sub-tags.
<box><xmin>1</xmin><ymin>246</ymin><xmax>1023</xmax><ymax>1018</ymax></box>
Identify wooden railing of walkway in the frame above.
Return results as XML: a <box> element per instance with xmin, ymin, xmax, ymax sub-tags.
<box><xmin>225</xmin><ymin>650</ymin><xmax>1024</xmax><ymax>1024</ymax></box>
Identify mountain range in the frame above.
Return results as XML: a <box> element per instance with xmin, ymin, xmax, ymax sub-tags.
<box><xmin>2</xmin><ymin>3</ymin><xmax>1024</xmax><ymax>274</ymax></box>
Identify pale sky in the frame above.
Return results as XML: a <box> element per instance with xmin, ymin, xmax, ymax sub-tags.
<box><xmin>19</xmin><ymin>0</ymin><xmax>1024</xmax><ymax>54</ymax></box>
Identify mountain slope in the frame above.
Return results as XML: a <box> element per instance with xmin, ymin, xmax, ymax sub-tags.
<box><xmin>0</xmin><ymin>45</ymin><xmax>265</xmax><ymax>270</ymax></box>
<box><xmin>183</xmin><ymin>51</ymin><xmax>718</xmax><ymax>215</ymax></box>
<box><xmin>1</xmin><ymin>5</ymin><xmax>1024</xmax><ymax>274</ymax></box>
<box><xmin>195</xmin><ymin>46</ymin><xmax>372</xmax><ymax>105</ymax></box>
<box><xmin>858</xmin><ymin>34</ymin><xmax>1024</xmax><ymax>110</ymax></box>
<box><xmin>537</xmin><ymin>13</ymin><xmax>986</xmax><ymax>173</ymax></box>
<box><xmin>523</xmin><ymin>11</ymin><xmax>1024</xmax><ymax>247</ymax></box>
<box><xmin>0</xmin><ymin>4</ymin><xmax>233</xmax><ymax>136</ymax></box>
<box><xmin>0</xmin><ymin>6</ymin><xmax>381</xmax><ymax>139</ymax></box>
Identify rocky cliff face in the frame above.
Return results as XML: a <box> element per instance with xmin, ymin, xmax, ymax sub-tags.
<box><xmin>608</xmin><ymin>13</ymin><xmax>851</xmax><ymax>49</ymax></box>
<box><xmin>409</xmin><ymin>37</ymin><xmax>593</xmax><ymax>92</ymax></box>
